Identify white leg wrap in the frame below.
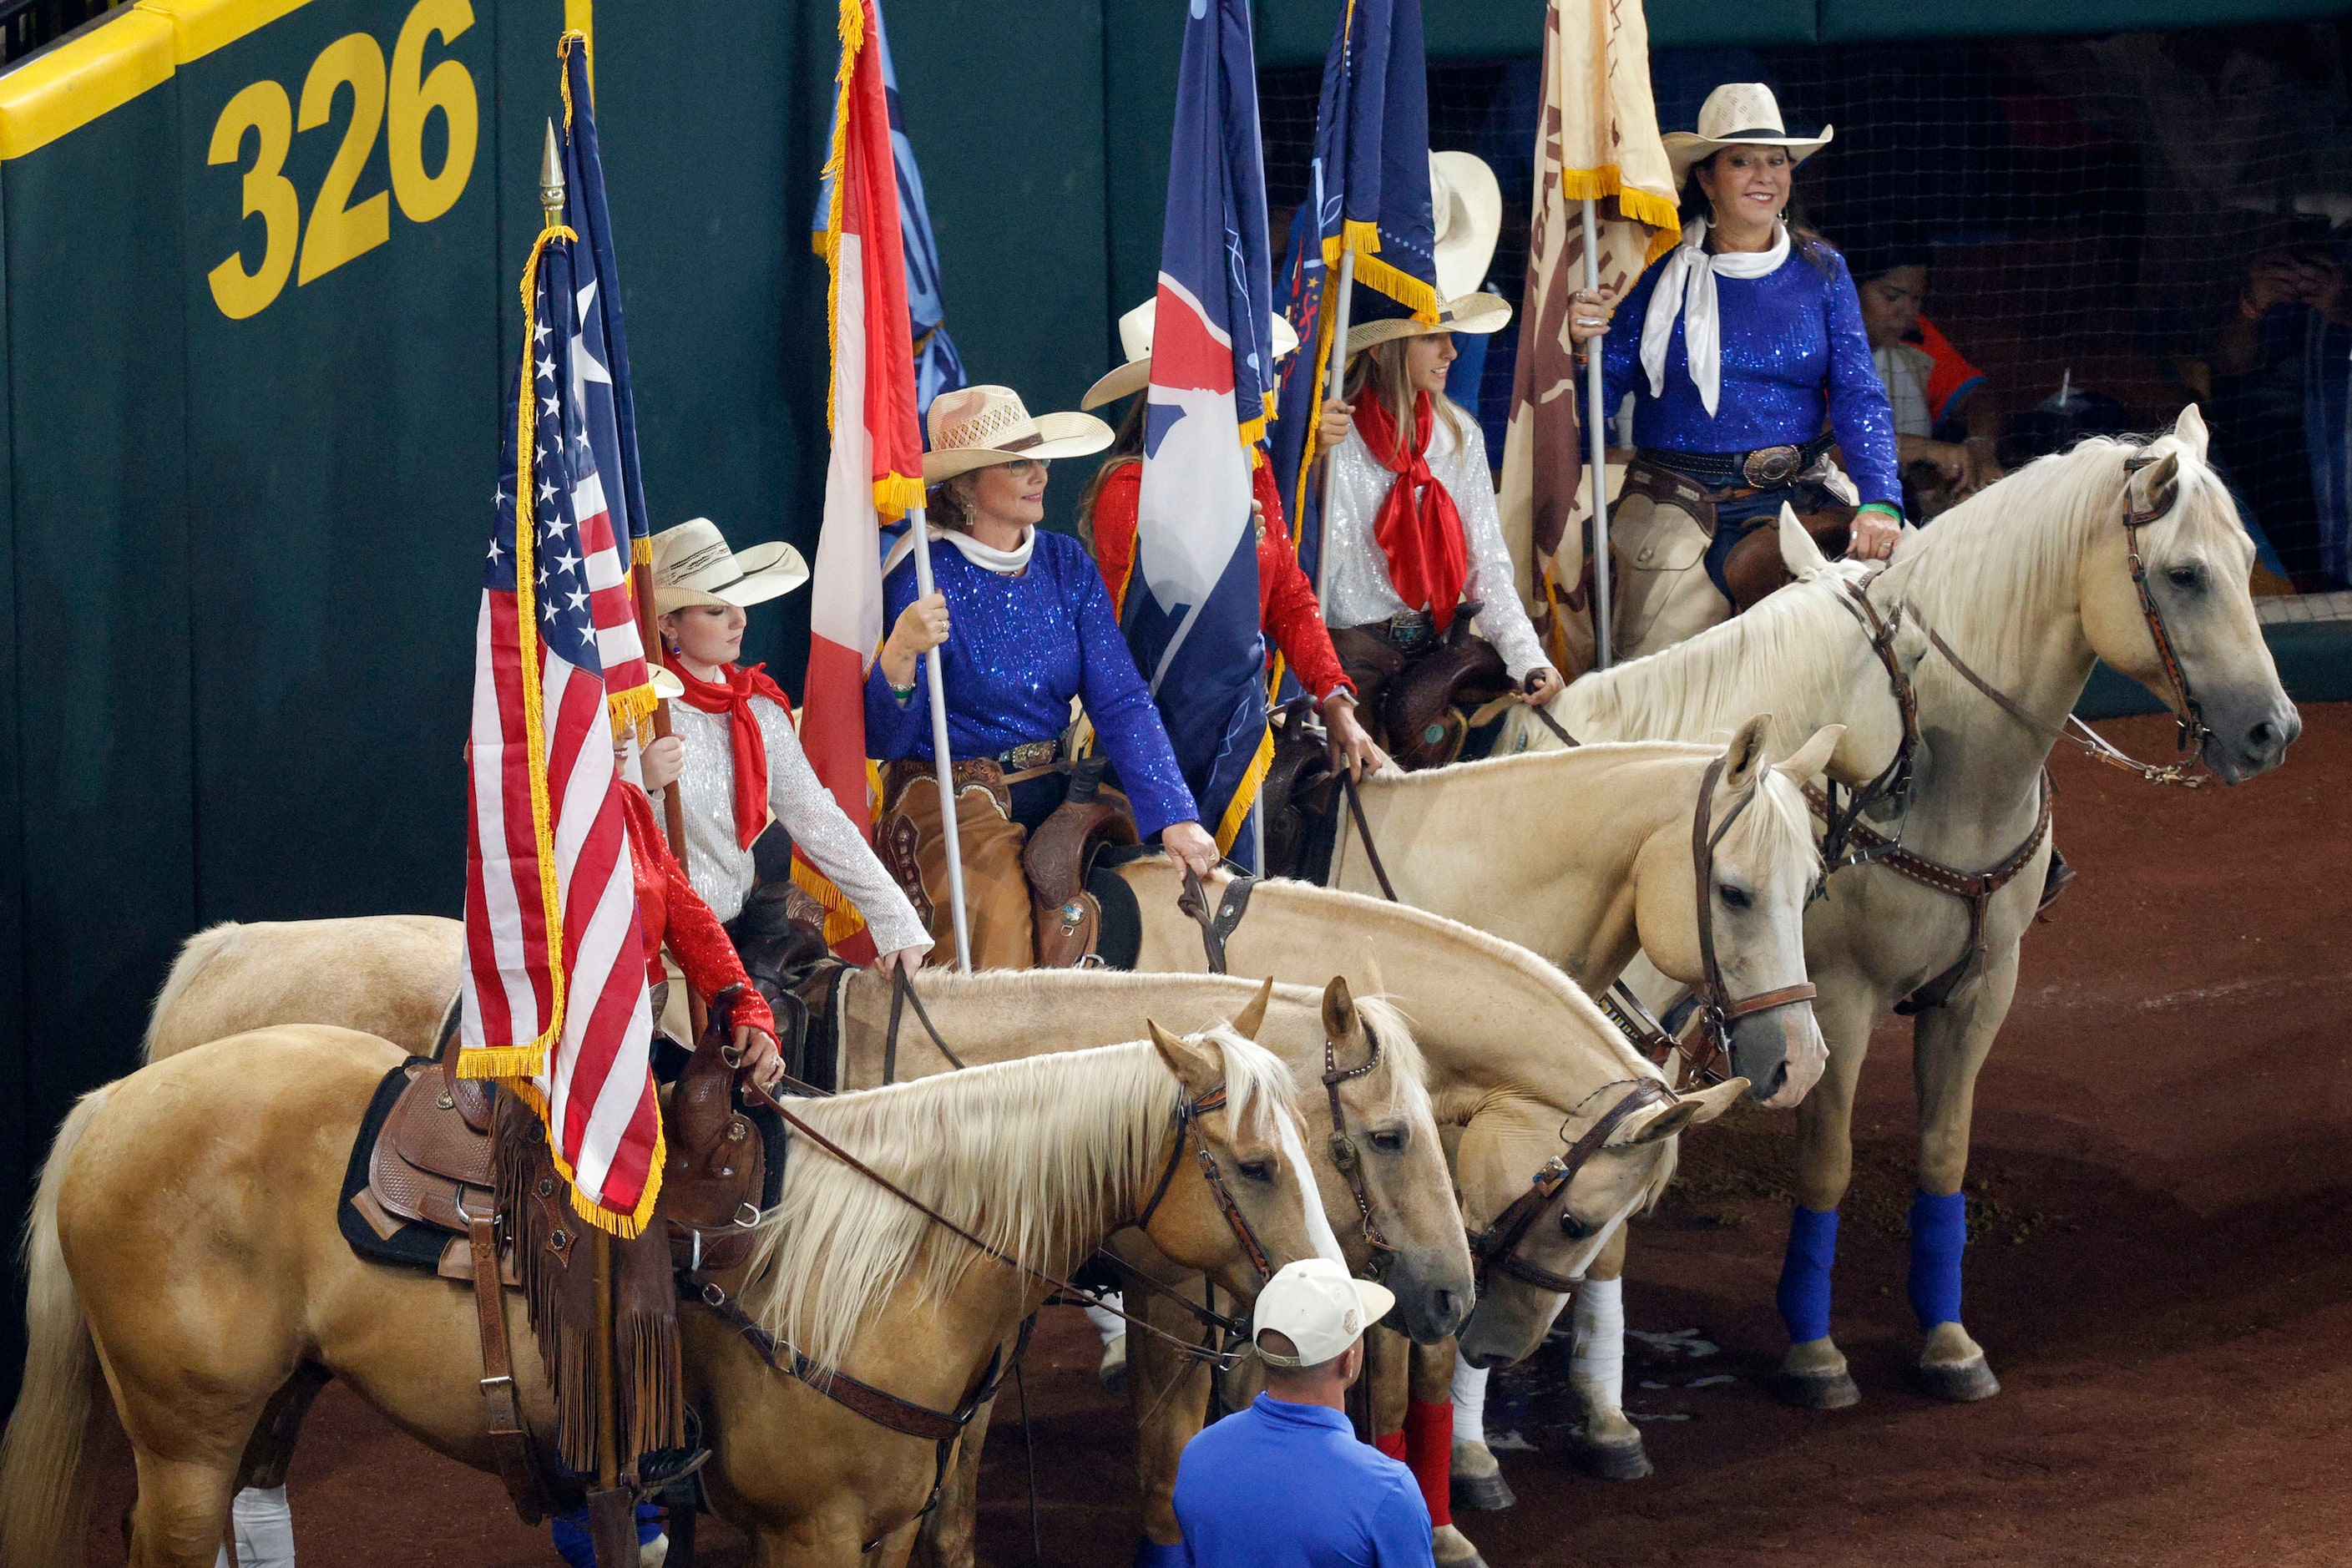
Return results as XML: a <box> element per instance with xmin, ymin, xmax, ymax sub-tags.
<box><xmin>1082</xmin><ymin>1292</ymin><xmax>1125</xmax><ymax>1347</ymax></box>
<box><xmin>1571</xmin><ymin>1277</ymin><xmax>1626</xmax><ymax>1410</ymax></box>
<box><xmin>1449</xmin><ymin>1353</ymin><xmax>1489</xmax><ymax>1444</ymax></box>
<box><xmin>225</xmin><ymin>1485</ymin><xmax>296</xmax><ymax>1568</ymax></box>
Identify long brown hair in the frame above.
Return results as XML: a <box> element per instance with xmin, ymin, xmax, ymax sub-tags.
<box><xmin>923</xmin><ymin>471</ymin><xmax>981</xmax><ymax>533</ymax></box>
<box><xmin>1075</xmin><ymin>396</ymin><xmax>1146</xmax><ymax>556</ymax></box>
<box><xmin>1342</xmin><ymin>337</ymin><xmax>1469</xmax><ymax>450</ymax></box>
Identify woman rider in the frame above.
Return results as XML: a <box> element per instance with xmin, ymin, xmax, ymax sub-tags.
<box><xmin>1312</xmin><ymin>290</ymin><xmax>1562</xmax><ymax>769</ymax></box>
<box><xmin>1565</xmin><ymin>83</ymin><xmax>1902</xmax><ymax>658</ymax></box>
<box><xmin>640</xmin><ymin>517</ymin><xmax>931</xmax><ymax>985</ymax></box>
<box><xmin>869</xmin><ymin>383</ymin><xmax>1222</xmax><ymax>969</ymax></box>
<box><xmin>1079</xmin><ymin>297</ymin><xmax>1388</xmax><ymax>784</ymax></box>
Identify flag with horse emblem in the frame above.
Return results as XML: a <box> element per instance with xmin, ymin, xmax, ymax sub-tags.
<box><xmin>800</xmin><ymin>0</ymin><xmax>930</xmax><ymax>955</ymax></box>
<box><xmin>1119</xmin><ymin>0</ymin><xmax>1277</xmax><ymax>857</ymax></box>
<box><xmin>1499</xmin><ymin>0</ymin><xmax>1679</xmax><ymax>675</ymax></box>
<box><xmin>458</xmin><ymin>225</ymin><xmax>663</xmax><ymax>1238</ymax></box>
<box><xmin>1269</xmin><ymin>0</ymin><xmax>1440</xmax><ymax>592</ymax></box>
<box><xmin>553</xmin><ymin>32</ymin><xmax>656</xmax><ymax>729</ymax></box>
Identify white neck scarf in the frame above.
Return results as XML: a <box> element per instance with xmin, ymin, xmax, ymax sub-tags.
<box><xmin>1639</xmin><ymin>216</ymin><xmax>1792</xmax><ymax>417</ymax></box>
<box><xmin>880</xmin><ymin>523</ymin><xmax>1034</xmax><ymax>580</ymax></box>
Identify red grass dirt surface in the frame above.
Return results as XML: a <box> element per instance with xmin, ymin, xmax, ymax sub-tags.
<box><xmin>77</xmin><ymin>705</ymin><xmax>2352</xmax><ymax>1566</ymax></box>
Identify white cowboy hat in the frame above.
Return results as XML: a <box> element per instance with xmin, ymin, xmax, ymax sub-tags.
<box><xmin>1344</xmin><ymin>291</ymin><xmax>1513</xmax><ymax>358</ymax></box>
<box><xmin>650</xmin><ymin>518</ymin><xmax>810</xmax><ymax>614</ymax></box>
<box><xmin>1080</xmin><ymin>300</ymin><xmax>1304</xmax><ymax>410</ymax></box>
<box><xmin>1430</xmin><ymin>150</ymin><xmax>1503</xmax><ymax>301</ymax></box>
<box><xmin>923</xmin><ymin>384</ymin><xmax>1112</xmax><ymax>482</ymax></box>
<box><xmin>1662</xmin><ymin>83</ymin><xmax>1834</xmax><ymax>189</ymax></box>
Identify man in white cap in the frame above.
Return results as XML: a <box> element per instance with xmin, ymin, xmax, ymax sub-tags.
<box><xmin>1171</xmin><ymin>1259</ymin><xmax>1434</xmax><ymax>1568</ymax></box>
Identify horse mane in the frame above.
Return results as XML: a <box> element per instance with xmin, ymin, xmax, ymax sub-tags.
<box><xmin>1554</xmin><ymin>561</ymin><xmax>1879</xmax><ymax>750</ymax></box>
<box><xmin>1879</xmin><ymin>428</ymin><xmax>2242</xmax><ymax>676</ymax></box>
<box><xmin>1258</xmin><ymin>877</ymin><xmax>1668</xmax><ymax>1087</ymax></box>
<box><xmin>736</xmin><ymin>1029</ymin><xmax>1301</xmax><ymax>1369</ymax></box>
<box><xmin>1344</xmin><ymin>992</ymin><xmax>1433</xmax><ymax>1120</ymax></box>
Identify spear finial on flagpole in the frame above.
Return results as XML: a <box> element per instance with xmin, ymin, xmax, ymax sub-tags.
<box><xmin>539</xmin><ymin>119</ymin><xmax>565</xmax><ymax>228</ymax></box>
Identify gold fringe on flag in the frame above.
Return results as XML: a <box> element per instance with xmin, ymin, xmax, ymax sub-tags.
<box><xmin>819</xmin><ymin>0</ymin><xmax>862</xmax><ymax>436</ymax></box>
<box><xmin>1214</xmin><ymin>726</ymin><xmax>1277</xmax><ymax>856</ymax></box>
<box><xmin>791</xmin><ymin>857</ymin><xmax>872</xmax><ymax>948</ymax></box>
<box><xmin>1559</xmin><ymin>165</ymin><xmax>1682</xmax><ymax>264</ymax></box>
<box><xmin>874</xmin><ymin>472</ymin><xmax>927</xmax><ymax>521</ymax></box>
<box><xmin>1322</xmin><ymin>219</ymin><xmax>1441</xmax><ymax>323</ymax></box>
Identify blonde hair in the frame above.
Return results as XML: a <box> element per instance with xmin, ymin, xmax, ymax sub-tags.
<box><xmin>1343</xmin><ymin>337</ymin><xmax>1468</xmax><ymax>448</ymax></box>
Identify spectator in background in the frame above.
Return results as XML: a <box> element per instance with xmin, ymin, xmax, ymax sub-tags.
<box><xmin>1171</xmin><ymin>1259</ymin><xmax>1433</xmax><ymax>1568</ymax></box>
<box><xmin>2213</xmin><ymin>231</ymin><xmax>2352</xmax><ymax>585</ymax></box>
<box><xmin>1845</xmin><ymin>238</ymin><xmax>2007</xmax><ymax>517</ymax></box>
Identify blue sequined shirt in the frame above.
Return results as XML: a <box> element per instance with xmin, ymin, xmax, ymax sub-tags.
<box><xmin>1601</xmin><ymin>244</ymin><xmax>1902</xmax><ymax>507</ymax></box>
<box><xmin>865</xmin><ymin>529</ymin><xmax>1199</xmax><ymax>837</ymax></box>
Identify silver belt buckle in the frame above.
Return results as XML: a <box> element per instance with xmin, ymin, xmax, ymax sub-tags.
<box><xmin>1742</xmin><ymin>445</ymin><xmax>1801</xmax><ymax>488</ymax></box>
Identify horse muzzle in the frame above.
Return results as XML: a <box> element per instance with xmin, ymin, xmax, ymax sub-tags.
<box><xmin>2196</xmin><ymin>685</ymin><xmax>2299</xmax><ymax>785</ymax></box>
<box><xmin>1730</xmin><ymin>1002</ymin><xmax>1824</xmax><ymax>1108</ymax></box>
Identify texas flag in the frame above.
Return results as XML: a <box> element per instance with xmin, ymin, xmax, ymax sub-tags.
<box><xmin>799</xmin><ymin>0</ymin><xmax>928</xmax><ymax>957</ymax></box>
<box><xmin>1120</xmin><ymin>0</ymin><xmax>1277</xmax><ymax>858</ymax></box>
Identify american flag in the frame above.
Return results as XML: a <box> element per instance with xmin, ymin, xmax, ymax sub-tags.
<box><xmin>458</xmin><ymin>228</ymin><xmax>664</xmax><ymax>1238</ymax></box>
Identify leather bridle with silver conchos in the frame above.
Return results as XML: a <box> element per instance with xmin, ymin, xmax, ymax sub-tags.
<box><xmin>1465</xmin><ymin>1078</ymin><xmax>1677</xmax><ymax>1293</ymax></box>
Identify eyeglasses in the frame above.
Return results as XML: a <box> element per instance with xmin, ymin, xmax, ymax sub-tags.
<box><xmin>1002</xmin><ymin>458</ymin><xmax>1051</xmax><ymax>478</ymax></box>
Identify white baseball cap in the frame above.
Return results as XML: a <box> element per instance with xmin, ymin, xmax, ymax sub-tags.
<box><xmin>1252</xmin><ymin>1258</ymin><xmax>1397</xmax><ymax>1368</ymax></box>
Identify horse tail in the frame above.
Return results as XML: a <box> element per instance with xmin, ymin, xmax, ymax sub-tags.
<box><xmin>142</xmin><ymin>920</ymin><xmax>243</xmax><ymax>1064</ymax></box>
<box><xmin>0</xmin><ymin>1085</ymin><xmax>114</xmax><ymax>1568</ymax></box>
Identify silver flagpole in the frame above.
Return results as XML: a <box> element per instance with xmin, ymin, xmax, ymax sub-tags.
<box><xmin>1314</xmin><ymin>246</ymin><xmax>1358</xmax><ymax>602</ymax></box>
<box><xmin>904</xmin><ymin>504</ymin><xmax>973</xmax><ymax>973</ymax></box>
<box><xmin>1581</xmin><ymin>198</ymin><xmax>1614</xmax><ymax>669</ymax></box>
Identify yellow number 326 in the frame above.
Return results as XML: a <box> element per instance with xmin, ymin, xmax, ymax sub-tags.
<box><xmin>206</xmin><ymin>0</ymin><xmax>478</xmax><ymax>321</ymax></box>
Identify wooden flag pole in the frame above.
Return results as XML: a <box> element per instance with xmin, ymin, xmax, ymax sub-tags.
<box><xmin>1581</xmin><ymin>198</ymin><xmax>1614</xmax><ymax>669</ymax></box>
<box><xmin>904</xmin><ymin>505</ymin><xmax>974</xmax><ymax>973</ymax></box>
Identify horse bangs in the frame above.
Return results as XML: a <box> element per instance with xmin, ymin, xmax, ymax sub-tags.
<box><xmin>738</xmin><ymin>1040</ymin><xmax>1180</xmax><ymax>1369</ymax></box>
<box><xmin>1730</xmin><ymin>763</ymin><xmax>1825</xmax><ymax>883</ymax></box>
<box><xmin>1344</xmin><ymin>993</ymin><xmax>1433</xmax><ymax>1120</ymax></box>
<box><xmin>1204</xmin><ymin>1024</ymin><xmax>1307</xmax><ymax>1148</ymax></box>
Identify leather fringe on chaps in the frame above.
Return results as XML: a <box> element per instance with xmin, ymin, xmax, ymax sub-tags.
<box><xmin>494</xmin><ymin>1093</ymin><xmax>685</xmax><ymax>1476</ymax></box>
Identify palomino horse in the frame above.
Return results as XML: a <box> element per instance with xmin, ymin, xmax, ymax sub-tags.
<box><xmin>1504</xmin><ymin>411</ymin><xmax>2296</xmax><ymax>1463</ymax></box>
<box><xmin>1321</xmin><ymin>713</ymin><xmax>1844</xmax><ymax>1107</ymax></box>
<box><xmin>0</xmin><ymin>1020</ymin><xmax>1335</xmax><ymax>1568</ymax></box>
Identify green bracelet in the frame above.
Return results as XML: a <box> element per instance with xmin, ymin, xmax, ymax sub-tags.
<box><xmin>1859</xmin><ymin>502</ymin><xmax>1903</xmax><ymax>520</ymax></box>
<box><xmin>889</xmin><ymin>680</ymin><xmax>915</xmax><ymax>701</ymax></box>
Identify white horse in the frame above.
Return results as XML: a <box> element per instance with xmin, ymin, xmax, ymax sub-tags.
<box><xmin>1502</xmin><ymin>411</ymin><xmax>2294</xmax><ymax>1472</ymax></box>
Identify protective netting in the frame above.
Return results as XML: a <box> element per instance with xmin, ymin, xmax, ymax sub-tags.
<box><xmin>1261</xmin><ymin>23</ymin><xmax>2352</xmax><ymax>586</ymax></box>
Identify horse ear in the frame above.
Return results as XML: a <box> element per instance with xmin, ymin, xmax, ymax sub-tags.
<box><xmin>2127</xmin><ymin>450</ymin><xmax>2180</xmax><ymax>519</ymax></box>
<box><xmin>1321</xmin><ymin>976</ymin><xmax>1358</xmax><ymax>1040</ymax></box>
<box><xmin>1778</xmin><ymin>503</ymin><xmax>1830</xmax><ymax>579</ymax></box>
<box><xmin>1147</xmin><ymin>1019</ymin><xmax>1222</xmax><ymax>1100</ymax></box>
<box><xmin>1623</xmin><ymin>1098</ymin><xmax>1699</xmax><ymax>1145</ymax></box>
<box><xmin>1681</xmin><ymin>1076</ymin><xmax>1750</xmax><ymax>1125</ymax></box>
<box><xmin>1722</xmin><ymin>714</ymin><xmax>1773</xmax><ymax>792</ymax></box>
<box><xmin>1773</xmin><ymin>724</ymin><xmax>1844</xmax><ymax>784</ymax></box>
<box><xmin>1231</xmin><ymin>976</ymin><xmax>1275</xmax><ymax>1041</ymax></box>
<box><xmin>2172</xmin><ymin>403</ymin><xmax>2209</xmax><ymax>460</ymax></box>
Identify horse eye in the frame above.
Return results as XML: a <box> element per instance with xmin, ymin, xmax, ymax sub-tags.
<box><xmin>1237</xmin><ymin>1159</ymin><xmax>1274</xmax><ymax>1183</ymax></box>
<box><xmin>1558</xmin><ymin>1210</ymin><xmax>1596</xmax><ymax>1241</ymax></box>
<box><xmin>1368</xmin><ymin>1129</ymin><xmax>1407</xmax><ymax>1153</ymax></box>
<box><xmin>2167</xmin><ymin>564</ymin><xmax>2201</xmax><ymax>591</ymax></box>
<box><xmin>1717</xmin><ymin>883</ymin><xmax>1753</xmax><ymax>911</ymax></box>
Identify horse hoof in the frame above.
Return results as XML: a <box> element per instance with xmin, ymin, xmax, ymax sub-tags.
<box><xmin>1098</xmin><ymin>1335</ymin><xmax>1128</xmax><ymax>1399</ymax></box>
<box><xmin>1450</xmin><ymin>1467</ymin><xmax>1515</xmax><ymax>1511</ymax></box>
<box><xmin>1917</xmin><ymin>1354</ymin><xmax>2000</xmax><ymax>1403</ymax></box>
<box><xmin>1576</xmin><ymin>1434</ymin><xmax>1653</xmax><ymax>1480</ymax></box>
<box><xmin>1778</xmin><ymin>1365</ymin><xmax>1861</xmax><ymax>1410</ymax></box>
<box><xmin>1431</xmin><ymin>1524</ymin><xmax>1488</xmax><ymax>1568</ymax></box>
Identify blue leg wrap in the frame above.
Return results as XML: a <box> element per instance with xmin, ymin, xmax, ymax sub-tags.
<box><xmin>551</xmin><ymin>1504</ymin><xmax>665</xmax><ymax>1568</ymax></box>
<box><xmin>1134</xmin><ymin>1537</ymin><xmax>1188</xmax><ymax>1568</ymax></box>
<box><xmin>1907</xmin><ymin>1188</ymin><xmax>1968</xmax><ymax>1331</ymax></box>
<box><xmin>1776</xmin><ymin>1205</ymin><xmax>1839</xmax><ymax>1344</ymax></box>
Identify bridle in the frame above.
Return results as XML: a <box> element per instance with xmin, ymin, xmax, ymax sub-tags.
<box><xmin>1131</xmin><ymin>1080</ymin><xmax>1277</xmax><ymax>1287</ymax></box>
<box><xmin>1465</xmin><ymin>1078</ymin><xmax>1676</xmax><ymax>1293</ymax></box>
<box><xmin>1676</xmin><ymin>753</ymin><xmax>1819</xmax><ymax>1084</ymax></box>
<box><xmin>1813</xmin><ymin>575</ymin><xmax>1923</xmax><ymax>873</ymax></box>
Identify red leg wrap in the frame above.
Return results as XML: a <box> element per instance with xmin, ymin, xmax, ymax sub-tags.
<box><xmin>1405</xmin><ymin>1399</ymin><xmax>1454</xmax><ymax>1527</ymax></box>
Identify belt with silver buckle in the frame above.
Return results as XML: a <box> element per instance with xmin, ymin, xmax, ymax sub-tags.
<box><xmin>1385</xmin><ymin>610</ymin><xmax>1434</xmax><ymax>650</ymax></box>
<box><xmin>996</xmin><ymin>739</ymin><xmax>1061</xmax><ymax>772</ymax></box>
<box><xmin>1649</xmin><ymin>433</ymin><xmax>1833</xmax><ymax>491</ymax></box>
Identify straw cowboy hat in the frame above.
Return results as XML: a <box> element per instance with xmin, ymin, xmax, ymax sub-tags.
<box><xmin>1662</xmin><ymin>83</ymin><xmax>1834</xmax><ymax>188</ymax></box>
<box><xmin>923</xmin><ymin>384</ymin><xmax>1112</xmax><ymax>482</ymax></box>
<box><xmin>651</xmin><ymin>518</ymin><xmax>810</xmax><ymax>614</ymax></box>
<box><xmin>1430</xmin><ymin>149</ymin><xmax>1502</xmax><ymax>301</ymax></box>
<box><xmin>1344</xmin><ymin>291</ymin><xmax>1513</xmax><ymax>357</ymax></box>
<box><xmin>1080</xmin><ymin>300</ymin><xmax>1303</xmax><ymax>410</ymax></box>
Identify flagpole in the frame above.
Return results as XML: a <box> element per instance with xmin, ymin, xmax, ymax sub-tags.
<box><xmin>1314</xmin><ymin>247</ymin><xmax>1358</xmax><ymax>602</ymax></box>
<box><xmin>1581</xmin><ymin>198</ymin><xmax>1614</xmax><ymax>670</ymax></box>
<box><xmin>905</xmin><ymin>506</ymin><xmax>973</xmax><ymax>973</ymax></box>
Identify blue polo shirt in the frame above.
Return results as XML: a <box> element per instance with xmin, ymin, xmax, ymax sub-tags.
<box><xmin>1171</xmin><ymin>1393</ymin><xmax>1434</xmax><ymax>1568</ymax></box>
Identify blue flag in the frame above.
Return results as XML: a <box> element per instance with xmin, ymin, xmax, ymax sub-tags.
<box><xmin>1120</xmin><ymin>0</ymin><xmax>1276</xmax><ymax>861</ymax></box>
<box><xmin>1269</xmin><ymin>0</ymin><xmax>1439</xmax><ymax>591</ymax></box>
<box><xmin>811</xmin><ymin>6</ymin><xmax>965</xmax><ymax>418</ymax></box>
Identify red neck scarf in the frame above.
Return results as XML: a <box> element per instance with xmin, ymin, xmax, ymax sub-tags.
<box><xmin>1354</xmin><ymin>391</ymin><xmax>1469</xmax><ymax>631</ymax></box>
<box><xmin>670</xmin><ymin>660</ymin><xmax>792</xmax><ymax>849</ymax></box>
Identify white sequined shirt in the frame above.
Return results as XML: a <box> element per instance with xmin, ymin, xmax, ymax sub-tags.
<box><xmin>653</xmin><ymin>695</ymin><xmax>931</xmax><ymax>955</ymax></box>
<box><xmin>1321</xmin><ymin>410</ymin><xmax>1549</xmax><ymax>678</ymax></box>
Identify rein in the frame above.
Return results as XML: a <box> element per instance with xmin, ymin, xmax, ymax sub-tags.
<box><xmin>1679</xmin><ymin>754</ymin><xmax>1818</xmax><ymax>1082</ymax></box>
<box><xmin>1814</xmin><ymin>577</ymin><xmax>1923</xmax><ymax>873</ymax></box>
<box><xmin>1466</xmin><ymin>1079</ymin><xmax>1675</xmax><ymax>1293</ymax></box>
